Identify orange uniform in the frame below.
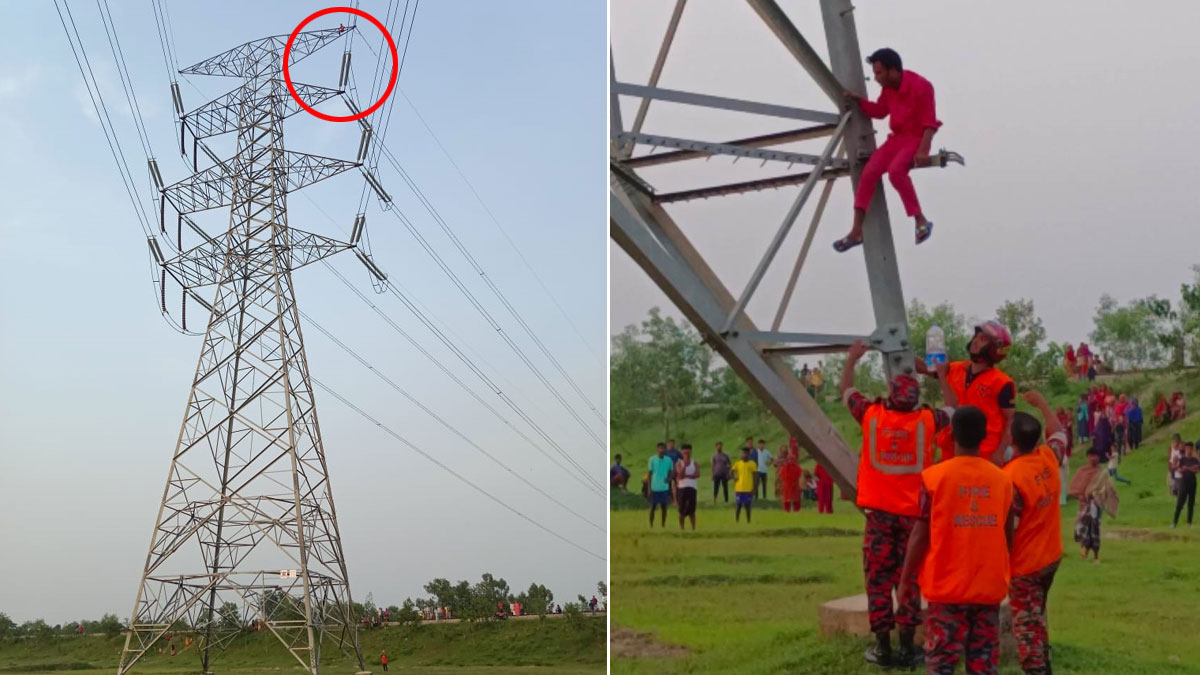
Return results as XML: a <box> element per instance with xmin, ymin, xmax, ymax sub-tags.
<box><xmin>1003</xmin><ymin>444</ymin><xmax>1063</xmax><ymax>576</ymax></box>
<box><xmin>945</xmin><ymin>362</ymin><xmax>1015</xmax><ymax>462</ymax></box>
<box><xmin>918</xmin><ymin>455</ymin><xmax>1014</xmax><ymax>605</ymax></box>
<box><xmin>857</xmin><ymin>404</ymin><xmax>936</xmax><ymax>517</ymax></box>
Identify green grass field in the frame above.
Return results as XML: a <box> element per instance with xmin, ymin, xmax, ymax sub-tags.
<box><xmin>0</xmin><ymin>616</ymin><xmax>605</xmax><ymax>674</ymax></box>
<box><xmin>611</xmin><ymin>370</ymin><xmax>1200</xmax><ymax>674</ymax></box>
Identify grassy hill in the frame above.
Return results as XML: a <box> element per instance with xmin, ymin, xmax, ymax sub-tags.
<box><xmin>0</xmin><ymin>616</ymin><xmax>605</xmax><ymax>674</ymax></box>
<box><xmin>610</xmin><ymin>368</ymin><xmax>1200</xmax><ymax>674</ymax></box>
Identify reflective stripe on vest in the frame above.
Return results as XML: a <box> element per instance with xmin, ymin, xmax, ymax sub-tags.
<box><xmin>867</xmin><ymin>409</ymin><xmax>930</xmax><ymax>475</ymax></box>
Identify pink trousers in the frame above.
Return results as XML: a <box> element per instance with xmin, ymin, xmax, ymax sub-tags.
<box><xmin>853</xmin><ymin>134</ymin><xmax>923</xmax><ymax>218</ymax></box>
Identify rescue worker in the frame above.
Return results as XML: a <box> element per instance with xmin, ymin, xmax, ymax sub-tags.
<box><xmin>1004</xmin><ymin>391</ymin><xmax>1066</xmax><ymax>675</ymax></box>
<box><xmin>921</xmin><ymin>320</ymin><xmax>1016</xmax><ymax>465</ymax></box>
<box><xmin>899</xmin><ymin>406</ymin><xmax>1016</xmax><ymax>675</ymax></box>
<box><xmin>841</xmin><ymin>340</ymin><xmax>953</xmax><ymax>668</ymax></box>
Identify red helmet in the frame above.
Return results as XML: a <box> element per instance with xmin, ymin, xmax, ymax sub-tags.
<box><xmin>888</xmin><ymin>374</ymin><xmax>921</xmax><ymax>411</ymax></box>
<box><xmin>971</xmin><ymin>320</ymin><xmax>1012</xmax><ymax>365</ymax></box>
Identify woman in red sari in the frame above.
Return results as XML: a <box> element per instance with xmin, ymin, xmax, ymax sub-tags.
<box><xmin>1064</xmin><ymin>344</ymin><xmax>1077</xmax><ymax>379</ymax></box>
<box><xmin>1153</xmin><ymin>395</ymin><xmax>1170</xmax><ymax>427</ymax></box>
<box><xmin>778</xmin><ymin>449</ymin><xmax>802</xmax><ymax>512</ymax></box>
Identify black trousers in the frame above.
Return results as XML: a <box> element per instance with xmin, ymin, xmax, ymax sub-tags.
<box><xmin>755</xmin><ymin>472</ymin><xmax>768</xmax><ymax>498</ymax></box>
<box><xmin>1174</xmin><ymin>479</ymin><xmax>1196</xmax><ymax>526</ymax></box>
<box><xmin>1129</xmin><ymin>421</ymin><xmax>1143</xmax><ymax>449</ymax></box>
<box><xmin>713</xmin><ymin>475</ymin><xmax>729</xmax><ymax>501</ymax></box>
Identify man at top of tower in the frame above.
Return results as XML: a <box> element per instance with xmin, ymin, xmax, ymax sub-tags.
<box><xmin>834</xmin><ymin>47</ymin><xmax>942</xmax><ymax>253</ymax></box>
<box><xmin>920</xmin><ymin>320</ymin><xmax>1017</xmax><ymax>465</ymax></box>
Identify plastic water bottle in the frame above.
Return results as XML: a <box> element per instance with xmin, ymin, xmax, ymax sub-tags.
<box><xmin>925</xmin><ymin>324</ymin><xmax>946</xmax><ymax>370</ymax></box>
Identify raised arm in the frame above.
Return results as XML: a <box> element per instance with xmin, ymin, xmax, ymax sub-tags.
<box><xmin>1022</xmin><ymin>389</ymin><xmax>1064</xmax><ymax>463</ymax></box>
<box><xmin>840</xmin><ymin>340</ymin><xmax>869</xmax><ymax>398</ymax></box>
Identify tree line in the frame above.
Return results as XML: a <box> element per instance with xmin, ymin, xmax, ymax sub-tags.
<box><xmin>612</xmin><ymin>267</ymin><xmax>1200</xmax><ymax>437</ymax></box>
<box><xmin>0</xmin><ymin>575</ymin><xmax>606</xmax><ymax>640</ymax></box>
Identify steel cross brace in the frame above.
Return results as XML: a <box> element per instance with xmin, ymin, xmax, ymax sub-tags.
<box><xmin>614</xmin><ymin>131</ymin><xmax>849</xmax><ymax>169</ymax></box>
<box><xmin>611</xmin><ymin>182</ymin><xmax>860</xmax><ymax>494</ymax></box>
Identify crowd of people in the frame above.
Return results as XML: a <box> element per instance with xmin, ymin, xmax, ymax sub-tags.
<box><xmin>611</xmin><ymin>435</ymin><xmax>840</xmax><ymax>529</ymax></box>
<box><xmin>1062</xmin><ymin>342</ymin><xmax>1105</xmax><ymax>381</ymax></box>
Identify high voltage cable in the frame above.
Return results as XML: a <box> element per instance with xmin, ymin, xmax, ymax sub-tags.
<box><xmin>312</xmin><ymin>377</ymin><xmax>604</xmax><ymax>562</ymax></box>
<box><xmin>298</xmin><ymin>183</ymin><xmax>599</xmax><ymax>493</ymax></box>
<box><xmin>300</xmin><ymin>309</ymin><xmax>603</xmax><ymax>530</ymax></box>
<box><xmin>397</xmin><ymin>88</ymin><xmax>605</xmax><ymax>370</ymax></box>
<box><xmin>322</xmin><ymin>261</ymin><xmax>604</xmax><ymax>494</ymax></box>
<box><xmin>376</xmin><ymin>141</ymin><xmax>605</xmax><ymax>426</ymax></box>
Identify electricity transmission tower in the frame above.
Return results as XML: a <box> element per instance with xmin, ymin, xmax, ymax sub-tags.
<box><xmin>119</xmin><ymin>27</ymin><xmax>377</xmax><ymax>675</ymax></box>
<box><xmin>610</xmin><ymin>0</ymin><xmax>961</xmax><ymax>496</ymax></box>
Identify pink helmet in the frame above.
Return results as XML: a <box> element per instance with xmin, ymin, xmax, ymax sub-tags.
<box><xmin>972</xmin><ymin>320</ymin><xmax>1012</xmax><ymax>365</ymax></box>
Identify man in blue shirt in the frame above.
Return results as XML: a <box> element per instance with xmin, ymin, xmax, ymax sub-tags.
<box><xmin>665</xmin><ymin>438</ymin><xmax>682</xmax><ymax>465</ymax></box>
<box><xmin>648</xmin><ymin>442</ymin><xmax>674</xmax><ymax>527</ymax></box>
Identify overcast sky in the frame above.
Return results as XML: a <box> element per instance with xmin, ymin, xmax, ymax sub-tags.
<box><xmin>611</xmin><ymin>1</ymin><xmax>1200</xmax><ymax>352</ymax></box>
<box><xmin>0</xmin><ymin>1</ymin><xmax>604</xmax><ymax>623</ymax></box>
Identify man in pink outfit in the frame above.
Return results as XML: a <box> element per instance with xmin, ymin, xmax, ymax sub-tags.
<box><xmin>834</xmin><ymin>48</ymin><xmax>941</xmax><ymax>253</ymax></box>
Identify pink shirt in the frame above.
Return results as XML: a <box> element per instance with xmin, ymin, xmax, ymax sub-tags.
<box><xmin>858</xmin><ymin>70</ymin><xmax>942</xmax><ymax>139</ymax></box>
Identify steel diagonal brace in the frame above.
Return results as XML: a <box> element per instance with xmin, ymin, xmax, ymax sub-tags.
<box><xmin>162</xmin><ymin>151</ymin><xmax>361</xmax><ymax>214</ymax></box>
<box><xmin>162</xmin><ymin>228</ymin><xmax>353</xmax><ymax>288</ymax></box>
<box><xmin>184</xmin><ymin>80</ymin><xmax>344</xmax><ymax>139</ymax></box>
<box><xmin>614</xmin><ymin>132</ymin><xmax>849</xmax><ymax>169</ymax></box>
<box><xmin>721</xmin><ymin>111</ymin><xmax>851</xmax><ymax>333</ymax></box>
<box><xmin>180</xmin><ymin>28</ymin><xmax>353</xmax><ymax>78</ymax></box>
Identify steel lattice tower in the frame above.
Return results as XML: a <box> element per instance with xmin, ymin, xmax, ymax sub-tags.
<box><xmin>610</xmin><ymin>0</ymin><xmax>961</xmax><ymax>495</ymax></box>
<box><xmin>120</xmin><ymin>27</ymin><xmax>371</xmax><ymax>675</ymax></box>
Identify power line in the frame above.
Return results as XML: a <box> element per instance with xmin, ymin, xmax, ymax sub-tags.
<box><xmin>378</xmin><ymin>202</ymin><xmax>606</xmax><ymax>449</ymax></box>
<box><xmin>312</xmin><ymin>377</ymin><xmax>604</xmax><ymax>562</ymax></box>
<box><xmin>398</xmin><ymin>88</ymin><xmax>605</xmax><ymax>370</ymax></box>
<box><xmin>377</xmin><ymin>141</ymin><xmax>606</xmax><ymax>428</ymax></box>
<box><xmin>297</xmin><ymin>192</ymin><xmax>601</xmax><ymax>495</ymax></box>
<box><xmin>300</xmin><ymin>308</ymin><xmax>604</xmax><ymax>531</ymax></box>
<box><xmin>323</xmin><ymin>261</ymin><xmax>604</xmax><ymax>494</ymax></box>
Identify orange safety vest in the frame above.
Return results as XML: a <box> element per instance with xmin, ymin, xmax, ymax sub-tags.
<box><xmin>856</xmin><ymin>403</ymin><xmax>936</xmax><ymax>517</ymax></box>
<box><xmin>1002</xmin><ymin>445</ymin><xmax>1063</xmax><ymax>576</ymax></box>
<box><xmin>946</xmin><ymin>361</ymin><xmax>1014</xmax><ymax>462</ymax></box>
<box><xmin>919</xmin><ymin>455</ymin><xmax>1014</xmax><ymax>605</ymax></box>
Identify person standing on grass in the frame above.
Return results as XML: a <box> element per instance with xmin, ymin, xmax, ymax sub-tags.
<box><xmin>834</xmin><ymin>48</ymin><xmax>942</xmax><ymax>252</ymax></box>
<box><xmin>380</xmin><ymin>650</ymin><xmax>389</xmax><ymax>672</ymax></box>
<box><xmin>1169</xmin><ymin>434</ymin><xmax>1184</xmax><ymax>495</ymax></box>
<box><xmin>711</xmin><ymin>441</ymin><xmax>731</xmax><ymax>503</ymax></box>
<box><xmin>755</xmin><ymin>439</ymin><xmax>772</xmax><ymax>500</ymax></box>
<box><xmin>1172</xmin><ymin>442</ymin><xmax>1199</xmax><ymax>529</ymax></box>
<box><xmin>732</xmin><ymin>447</ymin><xmax>757</xmax><ymax>523</ymax></box>
<box><xmin>778</xmin><ymin>449</ymin><xmax>803</xmax><ymax>513</ymax></box>
<box><xmin>1068</xmin><ymin>448</ymin><xmax>1118</xmax><ymax>562</ymax></box>
<box><xmin>898</xmin><ymin>406</ymin><xmax>1015</xmax><ymax>675</ymax></box>
<box><xmin>843</xmin><ymin>339</ymin><xmax>951</xmax><ymax>669</ymax></box>
<box><xmin>665</xmin><ymin>438</ymin><xmax>682</xmax><ymax>465</ymax></box>
<box><xmin>1126</xmin><ymin>397</ymin><xmax>1143</xmax><ymax>450</ymax></box>
<box><xmin>1076</xmin><ymin>394</ymin><xmax>1090</xmax><ymax>443</ymax></box>
<box><xmin>647</xmin><ymin>443</ymin><xmax>673</xmax><ymax>528</ymax></box>
<box><xmin>1113</xmin><ymin>394</ymin><xmax>1128</xmax><ymax>457</ymax></box>
<box><xmin>675</xmin><ymin>444</ymin><xmax>700</xmax><ymax>531</ymax></box>
<box><xmin>815</xmin><ymin>463</ymin><xmax>834</xmax><ymax>514</ymax></box>
<box><xmin>1005</xmin><ymin>391</ymin><xmax>1066</xmax><ymax>675</ymax></box>
<box><xmin>918</xmin><ymin>321</ymin><xmax>1016</xmax><ymax>465</ymax></box>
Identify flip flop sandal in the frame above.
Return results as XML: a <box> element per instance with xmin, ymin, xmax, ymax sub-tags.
<box><xmin>832</xmin><ymin>235</ymin><xmax>863</xmax><ymax>253</ymax></box>
<box><xmin>916</xmin><ymin>221</ymin><xmax>933</xmax><ymax>245</ymax></box>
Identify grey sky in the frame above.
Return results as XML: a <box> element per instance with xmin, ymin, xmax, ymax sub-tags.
<box><xmin>0</xmin><ymin>1</ymin><xmax>605</xmax><ymax>623</ymax></box>
<box><xmin>611</xmin><ymin>0</ymin><xmax>1200</xmax><ymax>351</ymax></box>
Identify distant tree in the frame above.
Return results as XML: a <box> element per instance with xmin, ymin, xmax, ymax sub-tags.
<box><xmin>0</xmin><ymin>612</ymin><xmax>14</xmax><ymax>639</ymax></box>
<box><xmin>1091</xmin><ymin>294</ymin><xmax>1169</xmax><ymax>370</ymax></box>
<box><xmin>596</xmin><ymin>581</ymin><xmax>607</xmax><ymax>611</ymax></box>
<box><xmin>96</xmin><ymin>614</ymin><xmax>123</xmax><ymax>637</ymax></box>
<box><xmin>396</xmin><ymin>599</ymin><xmax>420</xmax><ymax>626</ymax></box>
<box><xmin>514</xmin><ymin>583</ymin><xmax>554</xmax><ymax>617</ymax></box>
<box><xmin>362</xmin><ymin>593</ymin><xmax>377</xmax><ymax>619</ymax></box>
<box><xmin>994</xmin><ymin>298</ymin><xmax>1053</xmax><ymax>381</ymax></box>
<box><xmin>19</xmin><ymin>619</ymin><xmax>53</xmax><ymax>639</ymax></box>
<box><xmin>610</xmin><ymin>308</ymin><xmax>710</xmax><ymax>437</ymax></box>
<box><xmin>423</xmin><ymin>578</ymin><xmax>455</xmax><ymax>611</ymax></box>
<box><xmin>218</xmin><ymin>603</ymin><xmax>241</xmax><ymax>631</ymax></box>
